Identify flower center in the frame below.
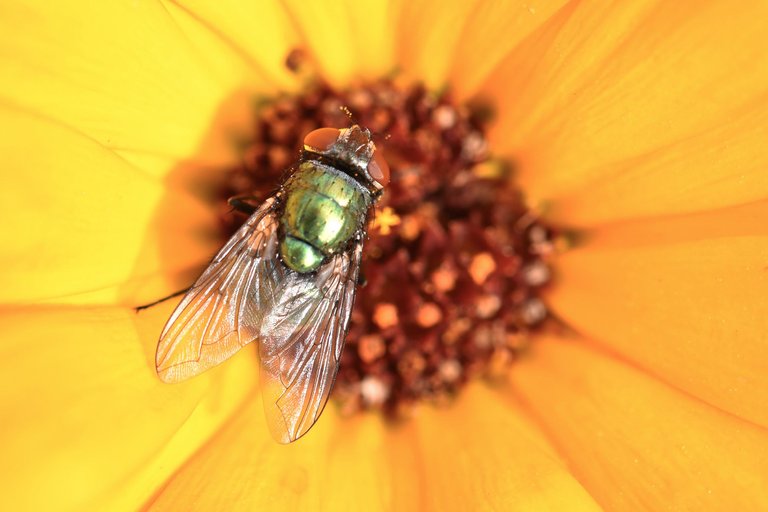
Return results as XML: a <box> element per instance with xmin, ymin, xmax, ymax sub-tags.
<box><xmin>219</xmin><ymin>72</ymin><xmax>554</xmax><ymax>418</ymax></box>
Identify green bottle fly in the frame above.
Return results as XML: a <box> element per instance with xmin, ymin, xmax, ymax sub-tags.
<box><xmin>155</xmin><ymin>125</ymin><xmax>390</xmax><ymax>444</ymax></box>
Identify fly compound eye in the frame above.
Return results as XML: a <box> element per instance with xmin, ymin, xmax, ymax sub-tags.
<box><xmin>303</xmin><ymin>127</ymin><xmax>341</xmax><ymax>152</ymax></box>
<box><xmin>367</xmin><ymin>148</ymin><xmax>390</xmax><ymax>187</ymax></box>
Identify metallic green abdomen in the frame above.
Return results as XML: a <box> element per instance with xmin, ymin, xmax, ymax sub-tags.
<box><xmin>279</xmin><ymin>161</ymin><xmax>369</xmax><ymax>273</ymax></box>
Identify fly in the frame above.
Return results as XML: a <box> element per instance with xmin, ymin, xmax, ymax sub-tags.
<box><xmin>155</xmin><ymin>125</ymin><xmax>389</xmax><ymax>443</ymax></box>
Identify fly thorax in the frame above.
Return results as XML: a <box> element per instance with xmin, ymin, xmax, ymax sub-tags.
<box><xmin>279</xmin><ymin>161</ymin><xmax>370</xmax><ymax>273</ymax></box>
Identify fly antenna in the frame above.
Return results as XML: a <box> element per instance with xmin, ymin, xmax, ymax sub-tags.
<box><xmin>340</xmin><ymin>105</ymin><xmax>355</xmax><ymax>122</ymax></box>
<box><xmin>339</xmin><ymin>105</ymin><xmax>390</xmax><ymax>145</ymax></box>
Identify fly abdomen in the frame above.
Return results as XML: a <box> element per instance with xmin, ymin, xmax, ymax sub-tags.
<box><xmin>279</xmin><ymin>161</ymin><xmax>371</xmax><ymax>273</ymax></box>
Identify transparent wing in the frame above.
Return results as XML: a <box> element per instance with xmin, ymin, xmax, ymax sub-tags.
<box><xmin>258</xmin><ymin>239</ymin><xmax>363</xmax><ymax>443</ymax></box>
<box><xmin>155</xmin><ymin>196</ymin><xmax>281</xmax><ymax>383</ymax></box>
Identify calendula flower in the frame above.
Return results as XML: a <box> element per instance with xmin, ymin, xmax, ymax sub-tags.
<box><xmin>2</xmin><ymin>1</ymin><xmax>768</xmax><ymax>510</ymax></box>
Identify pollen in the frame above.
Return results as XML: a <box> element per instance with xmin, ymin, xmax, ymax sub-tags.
<box><xmin>357</xmin><ymin>334</ymin><xmax>386</xmax><ymax>363</ymax></box>
<box><xmin>372</xmin><ymin>303</ymin><xmax>399</xmax><ymax>330</ymax></box>
<box><xmin>468</xmin><ymin>252</ymin><xmax>496</xmax><ymax>285</ymax></box>
<box><xmin>219</xmin><ymin>71</ymin><xmax>556</xmax><ymax>418</ymax></box>
<box><xmin>371</xmin><ymin>206</ymin><xmax>400</xmax><ymax>235</ymax></box>
<box><xmin>416</xmin><ymin>302</ymin><xmax>442</xmax><ymax>328</ymax></box>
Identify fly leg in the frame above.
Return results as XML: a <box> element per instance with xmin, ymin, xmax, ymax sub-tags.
<box><xmin>228</xmin><ymin>195</ymin><xmax>261</xmax><ymax>215</ymax></box>
<box><xmin>135</xmin><ymin>288</ymin><xmax>190</xmax><ymax>312</ymax></box>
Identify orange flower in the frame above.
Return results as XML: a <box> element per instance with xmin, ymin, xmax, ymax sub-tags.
<box><xmin>2</xmin><ymin>1</ymin><xmax>768</xmax><ymax>510</ymax></box>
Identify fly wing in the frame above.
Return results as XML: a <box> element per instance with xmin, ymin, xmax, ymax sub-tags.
<box><xmin>155</xmin><ymin>197</ymin><xmax>281</xmax><ymax>383</ymax></box>
<box><xmin>258</xmin><ymin>239</ymin><xmax>363</xmax><ymax>443</ymax></box>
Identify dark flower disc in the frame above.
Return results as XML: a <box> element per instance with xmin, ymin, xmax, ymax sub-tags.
<box><xmin>219</xmin><ymin>72</ymin><xmax>555</xmax><ymax>418</ymax></box>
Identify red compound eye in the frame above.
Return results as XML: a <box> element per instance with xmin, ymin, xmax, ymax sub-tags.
<box><xmin>303</xmin><ymin>127</ymin><xmax>340</xmax><ymax>151</ymax></box>
<box><xmin>367</xmin><ymin>148</ymin><xmax>390</xmax><ymax>187</ymax></box>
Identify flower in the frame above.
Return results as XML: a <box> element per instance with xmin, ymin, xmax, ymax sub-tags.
<box><xmin>2</xmin><ymin>1</ymin><xmax>768</xmax><ymax>510</ymax></box>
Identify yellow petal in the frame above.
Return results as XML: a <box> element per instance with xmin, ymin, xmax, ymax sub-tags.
<box><xmin>544</xmin><ymin>99</ymin><xmax>768</xmax><ymax>226</ymax></box>
<box><xmin>168</xmin><ymin>0</ymin><xmax>301</xmax><ymax>90</ymax></box>
<box><xmin>547</xmin><ymin>200</ymin><xmax>768</xmax><ymax>428</ymax></box>
<box><xmin>394</xmin><ymin>0</ymin><xmax>481</xmax><ymax>89</ymax></box>
<box><xmin>281</xmin><ymin>0</ymin><xmax>396</xmax><ymax>86</ymax></box>
<box><xmin>413</xmin><ymin>384</ymin><xmax>602</xmax><ymax>511</ymax></box>
<box><xmin>510</xmin><ymin>335</ymin><xmax>768</xmax><ymax>510</ymax></box>
<box><xmin>0</xmin><ymin>304</ymin><xmax>257</xmax><ymax>511</ymax></box>
<box><xmin>147</xmin><ymin>401</ymin><xmax>393</xmax><ymax>511</ymax></box>
<box><xmin>481</xmin><ymin>0</ymin><xmax>768</xmax><ymax>218</ymax></box>
<box><xmin>0</xmin><ymin>107</ymin><xmax>219</xmax><ymax>305</ymax></box>
<box><xmin>0</xmin><ymin>1</ymin><xmax>270</xmax><ymax>169</ymax></box>
<box><xmin>448</xmin><ymin>0</ymin><xmax>570</xmax><ymax>99</ymax></box>
<box><xmin>150</xmin><ymin>384</ymin><xmax>601</xmax><ymax>511</ymax></box>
